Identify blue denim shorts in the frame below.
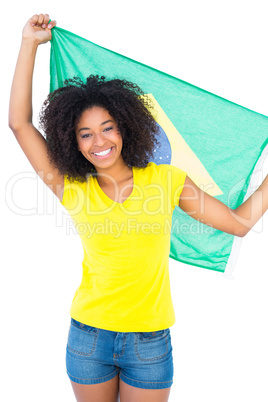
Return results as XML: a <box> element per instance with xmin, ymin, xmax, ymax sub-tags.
<box><xmin>66</xmin><ymin>318</ymin><xmax>174</xmax><ymax>389</ymax></box>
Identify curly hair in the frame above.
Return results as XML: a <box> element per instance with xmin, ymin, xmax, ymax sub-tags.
<box><xmin>39</xmin><ymin>75</ymin><xmax>160</xmax><ymax>182</ymax></box>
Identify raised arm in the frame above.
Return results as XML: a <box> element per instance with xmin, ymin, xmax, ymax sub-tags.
<box><xmin>179</xmin><ymin>175</ymin><xmax>268</xmax><ymax>237</ymax></box>
<box><xmin>9</xmin><ymin>14</ymin><xmax>64</xmax><ymax>200</ymax></box>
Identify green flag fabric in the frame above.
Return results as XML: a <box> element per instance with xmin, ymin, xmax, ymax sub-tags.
<box><xmin>50</xmin><ymin>26</ymin><xmax>268</xmax><ymax>275</ymax></box>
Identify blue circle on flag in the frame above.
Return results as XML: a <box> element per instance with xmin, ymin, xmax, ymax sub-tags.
<box><xmin>149</xmin><ymin>123</ymin><xmax>172</xmax><ymax>165</ymax></box>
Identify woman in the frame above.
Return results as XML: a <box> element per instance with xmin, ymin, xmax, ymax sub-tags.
<box><xmin>9</xmin><ymin>14</ymin><xmax>268</xmax><ymax>402</ymax></box>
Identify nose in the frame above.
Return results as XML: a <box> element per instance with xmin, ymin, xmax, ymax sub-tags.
<box><xmin>93</xmin><ymin>132</ymin><xmax>106</xmax><ymax>147</ymax></box>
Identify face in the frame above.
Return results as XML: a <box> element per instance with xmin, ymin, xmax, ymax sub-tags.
<box><xmin>76</xmin><ymin>107</ymin><xmax>124</xmax><ymax>172</ymax></box>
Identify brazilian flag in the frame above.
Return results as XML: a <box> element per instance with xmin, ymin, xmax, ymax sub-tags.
<box><xmin>50</xmin><ymin>27</ymin><xmax>268</xmax><ymax>275</ymax></box>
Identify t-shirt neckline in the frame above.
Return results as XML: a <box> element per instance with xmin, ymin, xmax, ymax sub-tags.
<box><xmin>93</xmin><ymin>166</ymin><xmax>136</xmax><ymax>207</ymax></box>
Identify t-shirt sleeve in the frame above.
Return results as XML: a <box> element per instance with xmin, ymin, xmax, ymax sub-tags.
<box><xmin>154</xmin><ymin>163</ymin><xmax>187</xmax><ymax>210</ymax></box>
<box><xmin>60</xmin><ymin>175</ymin><xmax>79</xmax><ymax>207</ymax></box>
<box><xmin>60</xmin><ymin>175</ymin><xmax>69</xmax><ymax>206</ymax></box>
<box><xmin>60</xmin><ymin>175</ymin><xmax>85</xmax><ymax>212</ymax></box>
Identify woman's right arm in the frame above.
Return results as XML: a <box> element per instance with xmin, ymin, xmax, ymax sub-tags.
<box><xmin>9</xmin><ymin>14</ymin><xmax>64</xmax><ymax>201</ymax></box>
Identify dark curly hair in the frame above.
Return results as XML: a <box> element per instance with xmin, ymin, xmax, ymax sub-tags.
<box><xmin>39</xmin><ymin>75</ymin><xmax>160</xmax><ymax>182</ymax></box>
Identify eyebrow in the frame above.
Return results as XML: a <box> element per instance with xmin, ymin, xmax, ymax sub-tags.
<box><xmin>78</xmin><ymin>120</ymin><xmax>114</xmax><ymax>133</ymax></box>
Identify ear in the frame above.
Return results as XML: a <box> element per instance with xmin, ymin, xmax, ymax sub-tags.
<box><xmin>77</xmin><ymin>145</ymin><xmax>80</xmax><ymax>151</ymax></box>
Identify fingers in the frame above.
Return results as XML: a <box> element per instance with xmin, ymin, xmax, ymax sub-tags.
<box><xmin>43</xmin><ymin>14</ymin><xmax>50</xmax><ymax>27</ymax></box>
<box><xmin>37</xmin><ymin>13</ymin><xmax>45</xmax><ymax>26</ymax></box>
<box><xmin>29</xmin><ymin>13</ymin><xmax>57</xmax><ymax>30</ymax></box>
<box><xmin>48</xmin><ymin>20</ymin><xmax>57</xmax><ymax>29</ymax></box>
<box><xmin>29</xmin><ymin>14</ymin><xmax>39</xmax><ymax>26</ymax></box>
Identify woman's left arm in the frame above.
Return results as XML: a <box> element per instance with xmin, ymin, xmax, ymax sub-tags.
<box><xmin>179</xmin><ymin>175</ymin><xmax>268</xmax><ymax>237</ymax></box>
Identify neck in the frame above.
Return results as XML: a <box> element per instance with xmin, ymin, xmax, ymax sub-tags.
<box><xmin>95</xmin><ymin>161</ymin><xmax>133</xmax><ymax>187</ymax></box>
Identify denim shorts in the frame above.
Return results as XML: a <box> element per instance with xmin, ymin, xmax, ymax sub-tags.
<box><xmin>66</xmin><ymin>318</ymin><xmax>174</xmax><ymax>389</ymax></box>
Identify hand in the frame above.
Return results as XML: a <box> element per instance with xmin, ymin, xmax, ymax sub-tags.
<box><xmin>22</xmin><ymin>14</ymin><xmax>57</xmax><ymax>45</ymax></box>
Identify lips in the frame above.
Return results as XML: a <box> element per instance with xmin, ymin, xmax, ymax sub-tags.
<box><xmin>92</xmin><ymin>146</ymin><xmax>114</xmax><ymax>159</ymax></box>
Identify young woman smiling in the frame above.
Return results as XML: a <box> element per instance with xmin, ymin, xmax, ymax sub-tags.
<box><xmin>9</xmin><ymin>13</ymin><xmax>268</xmax><ymax>402</ymax></box>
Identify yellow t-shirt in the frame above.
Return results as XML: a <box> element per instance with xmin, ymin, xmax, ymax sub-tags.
<box><xmin>61</xmin><ymin>162</ymin><xmax>186</xmax><ymax>332</ymax></box>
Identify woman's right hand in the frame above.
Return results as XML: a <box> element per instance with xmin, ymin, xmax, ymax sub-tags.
<box><xmin>22</xmin><ymin>14</ymin><xmax>57</xmax><ymax>45</ymax></box>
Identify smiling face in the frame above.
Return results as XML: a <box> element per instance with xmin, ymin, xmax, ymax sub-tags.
<box><xmin>75</xmin><ymin>106</ymin><xmax>125</xmax><ymax>173</ymax></box>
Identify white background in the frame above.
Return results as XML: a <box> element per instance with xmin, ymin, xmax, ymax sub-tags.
<box><xmin>2</xmin><ymin>1</ymin><xmax>268</xmax><ymax>401</ymax></box>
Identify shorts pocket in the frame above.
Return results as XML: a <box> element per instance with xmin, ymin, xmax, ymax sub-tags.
<box><xmin>134</xmin><ymin>329</ymin><xmax>170</xmax><ymax>362</ymax></box>
<box><xmin>67</xmin><ymin>319</ymin><xmax>99</xmax><ymax>357</ymax></box>
<box><xmin>138</xmin><ymin>330</ymin><xmax>166</xmax><ymax>340</ymax></box>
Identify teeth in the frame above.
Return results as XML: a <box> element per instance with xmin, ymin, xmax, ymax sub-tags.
<box><xmin>94</xmin><ymin>148</ymin><xmax>112</xmax><ymax>156</ymax></box>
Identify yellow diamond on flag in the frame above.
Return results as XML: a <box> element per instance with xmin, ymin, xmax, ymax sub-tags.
<box><xmin>146</xmin><ymin>94</ymin><xmax>223</xmax><ymax>196</ymax></box>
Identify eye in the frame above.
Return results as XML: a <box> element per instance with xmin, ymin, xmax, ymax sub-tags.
<box><xmin>103</xmin><ymin>126</ymin><xmax>113</xmax><ymax>132</ymax></box>
<box><xmin>81</xmin><ymin>133</ymin><xmax>92</xmax><ymax>138</ymax></box>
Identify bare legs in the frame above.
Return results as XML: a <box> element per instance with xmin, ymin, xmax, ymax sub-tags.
<box><xmin>119</xmin><ymin>378</ymin><xmax>171</xmax><ymax>402</ymax></box>
<box><xmin>70</xmin><ymin>376</ymin><xmax>171</xmax><ymax>402</ymax></box>
<box><xmin>70</xmin><ymin>375</ymin><xmax>119</xmax><ymax>402</ymax></box>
